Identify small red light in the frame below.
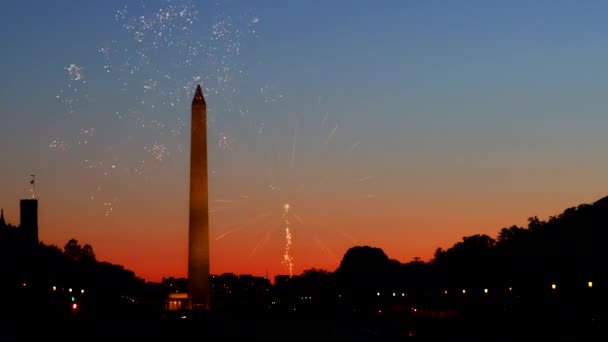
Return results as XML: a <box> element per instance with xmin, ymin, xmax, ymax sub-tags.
<box><xmin>72</xmin><ymin>303</ymin><xmax>78</xmax><ymax>310</ymax></box>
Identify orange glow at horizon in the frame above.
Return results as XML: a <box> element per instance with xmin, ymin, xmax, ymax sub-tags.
<box><xmin>24</xmin><ymin>186</ymin><xmax>607</xmax><ymax>283</ymax></box>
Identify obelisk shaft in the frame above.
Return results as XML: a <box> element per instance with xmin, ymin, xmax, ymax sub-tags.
<box><xmin>188</xmin><ymin>84</ymin><xmax>210</xmax><ymax>310</ymax></box>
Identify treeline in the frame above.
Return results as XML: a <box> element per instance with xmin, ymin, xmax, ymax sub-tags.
<box><xmin>3</xmin><ymin>195</ymin><xmax>608</xmax><ymax>320</ymax></box>
<box><xmin>273</xmin><ymin>196</ymin><xmax>608</xmax><ymax>319</ymax></box>
<box><xmin>0</xmin><ymin>238</ymin><xmax>164</xmax><ymax>319</ymax></box>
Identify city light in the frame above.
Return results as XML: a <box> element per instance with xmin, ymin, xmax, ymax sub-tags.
<box><xmin>68</xmin><ymin>288</ymin><xmax>72</xmax><ymax>292</ymax></box>
<box><xmin>588</xmin><ymin>281</ymin><xmax>593</xmax><ymax>288</ymax></box>
<box><xmin>484</xmin><ymin>289</ymin><xmax>488</xmax><ymax>294</ymax></box>
<box><xmin>72</xmin><ymin>303</ymin><xmax>78</xmax><ymax>310</ymax></box>
<box><xmin>81</xmin><ymin>289</ymin><xmax>85</xmax><ymax>294</ymax></box>
<box><xmin>52</xmin><ymin>286</ymin><xmax>56</xmax><ymax>291</ymax></box>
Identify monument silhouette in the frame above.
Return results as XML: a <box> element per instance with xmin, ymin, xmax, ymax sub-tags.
<box><xmin>187</xmin><ymin>84</ymin><xmax>211</xmax><ymax>310</ymax></box>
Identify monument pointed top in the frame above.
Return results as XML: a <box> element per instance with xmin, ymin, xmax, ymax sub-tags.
<box><xmin>0</xmin><ymin>209</ymin><xmax>5</xmax><ymax>226</ymax></box>
<box><xmin>192</xmin><ymin>84</ymin><xmax>205</xmax><ymax>105</ymax></box>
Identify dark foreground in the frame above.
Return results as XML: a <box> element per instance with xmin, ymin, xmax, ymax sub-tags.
<box><xmin>3</xmin><ymin>307</ymin><xmax>608</xmax><ymax>341</ymax></box>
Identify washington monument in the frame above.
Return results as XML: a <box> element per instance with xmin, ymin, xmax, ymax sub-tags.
<box><xmin>187</xmin><ymin>84</ymin><xmax>210</xmax><ymax>310</ymax></box>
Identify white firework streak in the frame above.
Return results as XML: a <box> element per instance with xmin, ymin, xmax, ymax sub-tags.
<box><xmin>282</xmin><ymin>203</ymin><xmax>294</xmax><ymax>277</ymax></box>
<box><xmin>357</xmin><ymin>175</ymin><xmax>375</xmax><ymax>182</ymax></box>
<box><xmin>347</xmin><ymin>141</ymin><xmax>360</xmax><ymax>155</ymax></box>
<box><xmin>248</xmin><ymin>229</ymin><xmax>273</xmax><ymax>258</ymax></box>
<box><xmin>324</xmin><ymin>123</ymin><xmax>338</xmax><ymax>145</ymax></box>
<box><xmin>313</xmin><ymin>234</ymin><xmax>338</xmax><ymax>261</ymax></box>
<box><xmin>291</xmin><ymin>212</ymin><xmax>304</xmax><ymax>225</ymax></box>
<box><xmin>215</xmin><ymin>210</ymin><xmax>273</xmax><ymax>241</ymax></box>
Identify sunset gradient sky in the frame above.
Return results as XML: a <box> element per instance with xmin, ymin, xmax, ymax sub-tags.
<box><xmin>2</xmin><ymin>0</ymin><xmax>608</xmax><ymax>282</ymax></box>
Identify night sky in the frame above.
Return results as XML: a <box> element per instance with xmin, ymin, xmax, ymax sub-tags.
<box><xmin>2</xmin><ymin>0</ymin><xmax>608</xmax><ymax>282</ymax></box>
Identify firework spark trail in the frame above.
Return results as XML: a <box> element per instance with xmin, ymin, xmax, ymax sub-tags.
<box><xmin>210</xmin><ymin>198</ymin><xmax>234</xmax><ymax>213</ymax></box>
<box><xmin>248</xmin><ymin>229</ymin><xmax>273</xmax><ymax>258</ymax></box>
<box><xmin>313</xmin><ymin>235</ymin><xmax>338</xmax><ymax>261</ymax></box>
<box><xmin>292</xmin><ymin>212</ymin><xmax>304</xmax><ymax>225</ymax></box>
<box><xmin>321</xmin><ymin>111</ymin><xmax>329</xmax><ymax>128</ymax></box>
<box><xmin>282</xmin><ymin>203</ymin><xmax>294</xmax><ymax>277</ymax></box>
<box><xmin>214</xmin><ymin>210</ymin><xmax>273</xmax><ymax>240</ymax></box>
<box><xmin>212</xmin><ymin>199</ymin><xmax>234</xmax><ymax>203</ymax></box>
<box><xmin>347</xmin><ymin>141</ymin><xmax>360</xmax><ymax>155</ymax></box>
<box><xmin>209</xmin><ymin>207</ymin><xmax>230</xmax><ymax>214</ymax></box>
<box><xmin>52</xmin><ymin>0</ymin><xmax>262</xmax><ymax>217</ymax></box>
<box><xmin>357</xmin><ymin>175</ymin><xmax>375</xmax><ymax>182</ymax></box>
<box><xmin>324</xmin><ymin>123</ymin><xmax>338</xmax><ymax>145</ymax></box>
<box><xmin>340</xmin><ymin>230</ymin><xmax>357</xmax><ymax>245</ymax></box>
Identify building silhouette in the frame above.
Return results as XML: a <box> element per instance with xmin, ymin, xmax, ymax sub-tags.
<box><xmin>0</xmin><ymin>209</ymin><xmax>5</xmax><ymax>227</ymax></box>
<box><xmin>164</xmin><ymin>273</ymin><xmax>271</xmax><ymax>311</ymax></box>
<box><xmin>20</xmin><ymin>199</ymin><xmax>39</xmax><ymax>245</ymax></box>
<box><xmin>0</xmin><ymin>198</ymin><xmax>39</xmax><ymax>247</ymax></box>
<box><xmin>0</xmin><ymin>197</ymin><xmax>40</xmax><ymax>289</ymax></box>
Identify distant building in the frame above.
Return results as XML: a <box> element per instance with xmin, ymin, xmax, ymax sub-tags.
<box><xmin>162</xmin><ymin>277</ymin><xmax>188</xmax><ymax>311</ymax></box>
<box><xmin>274</xmin><ymin>275</ymin><xmax>291</xmax><ymax>286</ymax></box>
<box><xmin>0</xmin><ymin>198</ymin><xmax>40</xmax><ymax>286</ymax></box>
<box><xmin>0</xmin><ymin>208</ymin><xmax>15</xmax><ymax>230</ymax></box>
<box><xmin>163</xmin><ymin>273</ymin><xmax>272</xmax><ymax>311</ymax></box>
<box><xmin>20</xmin><ymin>199</ymin><xmax>39</xmax><ymax>245</ymax></box>
<box><xmin>0</xmin><ymin>209</ymin><xmax>6</xmax><ymax>227</ymax></box>
<box><xmin>0</xmin><ymin>198</ymin><xmax>39</xmax><ymax>247</ymax></box>
<box><xmin>166</xmin><ymin>292</ymin><xmax>188</xmax><ymax>311</ymax></box>
<box><xmin>0</xmin><ymin>208</ymin><xmax>18</xmax><ymax>246</ymax></box>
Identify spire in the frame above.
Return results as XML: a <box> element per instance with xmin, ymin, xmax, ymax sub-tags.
<box><xmin>192</xmin><ymin>84</ymin><xmax>205</xmax><ymax>105</ymax></box>
<box><xmin>0</xmin><ymin>209</ymin><xmax>5</xmax><ymax>226</ymax></box>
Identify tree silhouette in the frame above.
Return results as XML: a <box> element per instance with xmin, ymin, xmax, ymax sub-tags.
<box><xmin>64</xmin><ymin>238</ymin><xmax>82</xmax><ymax>261</ymax></box>
<box><xmin>81</xmin><ymin>244</ymin><xmax>96</xmax><ymax>262</ymax></box>
<box><xmin>63</xmin><ymin>238</ymin><xmax>96</xmax><ymax>262</ymax></box>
